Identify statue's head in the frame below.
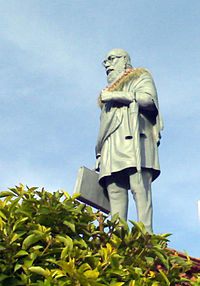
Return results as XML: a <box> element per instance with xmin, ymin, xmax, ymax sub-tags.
<box><xmin>102</xmin><ymin>48</ymin><xmax>132</xmax><ymax>85</ymax></box>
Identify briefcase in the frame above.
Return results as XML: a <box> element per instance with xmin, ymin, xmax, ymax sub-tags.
<box><xmin>73</xmin><ymin>166</ymin><xmax>110</xmax><ymax>214</ymax></box>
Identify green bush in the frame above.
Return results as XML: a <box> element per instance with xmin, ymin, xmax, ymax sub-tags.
<box><xmin>0</xmin><ymin>184</ymin><xmax>198</xmax><ymax>285</ymax></box>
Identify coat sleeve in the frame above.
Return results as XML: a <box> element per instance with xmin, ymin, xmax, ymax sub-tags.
<box><xmin>133</xmin><ymin>72</ymin><xmax>158</xmax><ymax>112</ymax></box>
<box><xmin>132</xmin><ymin>71</ymin><xmax>163</xmax><ymax>145</ymax></box>
<box><xmin>101</xmin><ymin>90</ymin><xmax>134</xmax><ymax>104</ymax></box>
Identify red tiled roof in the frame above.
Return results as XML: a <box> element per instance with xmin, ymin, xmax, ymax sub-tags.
<box><xmin>167</xmin><ymin>248</ymin><xmax>200</xmax><ymax>284</ymax></box>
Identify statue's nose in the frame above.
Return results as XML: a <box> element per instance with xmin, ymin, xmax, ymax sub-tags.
<box><xmin>102</xmin><ymin>59</ymin><xmax>109</xmax><ymax>67</ymax></box>
<box><xmin>104</xmin><ymin>61</ymin><xmax>110</xmax><ymax>68</ymax></box>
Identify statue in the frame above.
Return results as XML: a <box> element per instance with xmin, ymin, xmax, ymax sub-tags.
<box><xmin>95</xmin><ymin>49</ymin><xmax>163</xmax><ymax>233</ymax></box>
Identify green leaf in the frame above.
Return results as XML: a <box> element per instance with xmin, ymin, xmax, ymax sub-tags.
<box><xmin>160</xmin><ymin>233</ymin><xmax>172</xmax><ymax>238</ymax></box>
<box><xmin>0</xmin><ymin>191</ymin><xmax>14</xmax><ymax>198</ymax></box>
<box><xmin>14</xmin><ymin>263</ymin><xmax>23</xmax><ymax>272</ymax></box>
<box><xmin>13</xmin><ymin>217</ymin><xmax>29</xmax><ymax>231</ymax></box>
<box><xmin>63</xmin><ymin>220</ymin><xmax>75</xmax><ymax>232</ymax></box>
<box><xmin>10</xmin><ymin>232</ymin><xmax>25</xmax><ymax>244</ymax></box>
<box><xmin>22</xmin><ymin>234</ymin><xmax>41</xmax><ymax>250</ymax></box>
<box><xmin>56</xmin><ymin>260</ymin><xmax>75</xmax><ymax>275</ymax></box>
<box><xmin>29</xmin><ymin>266</ymin><xmax>49</xmax><ymax>277</ymax></box>
<box><xmin>129</xmin><ymin>220</ymin><xmax>147</xmax><ymax>235</ymax></box>
<box><xmin>110</xmin><ymin>256</ymin><xmax>120</xmax><ymax>268</ymax></box>
<box><xmin>0</xmin><ymin>210</ymin><xmax>7</xmax><ymax>220</ymax></box>
<box><xmin>24</xmin><ymin>258</ymin><xmax>34</xmax><ymax>268</ymax></box>
<box><xmin>14</xmin><ymin>250</ymin><xmax>29</xmax><ymax>258</ymax></box>
<box><xmin>133</xmin><ymin>267</ymin><xmax>143</xmax><ymax>275</ymax></box>
<box><xmin>31</xmin><ymin>245</ymin><xmax>44</xmax><ymax>251</ymax></box>
<box><xmin>8</xmin><ymin>187</ymin><xmax>20</xmax><ymax>196</ymax></box>
<box><xmin>84</xmin><ymin>269</ymin><xmax>99</xmax><ymax>279</ymax></box>
<box><xmin>119</xmin><ymin>217</ymin><xmax>129</xmax><ymax>232</ymax></box>
<box><xmin>128</xmin><ymin>282</ymin><xmax>135</xmax><ymax>286</ymax></box>
<box><xmin>152</xmin><ymin>248</ymin><xmax>169</xmax><ymax>269</ymax></box>
<box><xmin>62</xmin><ymin>190</ymin><xmax>70</xmax><ymax>200</ymax></box>
<box><xmin>0</xmin><ymin>274</ymin><xmax>8</xmax><ymax>282</ymax></box>
<box><xmin>56</xmin><ymin>235</ymin><xmax>73</xmax><ymax>251</ymax></box>
<box><xmin>71</xmin><ymin>193</ymin><xmax>81</xmax><ymax>201</ymax></box>
<box><xmin>9</xmin><ymin>197</ymin><xmax>21</xmax><ymax>213</ymax></box>
<box><xmin>111</xmin><ymin>212</ymin><xmax>119</xmax><ymax>223</ymax></box>
<box><xmin>19</xmin><ymin>183</ymin><xmax>24</xmax><ymax>190</ymax></box>
<box><xmin>75</xmin><ymin>203</ymin><xmax>85</xmax><ymax>211</ymax></box>
<box><xmin>0</xmin><ymin>217</ymin><xmax>4</xmax><ymax>230</ymax></box>
<box><xmin>74</xmin><ymin>238</ymin><xmax>87</xmax><ymax>249</ymax></box>
<box><xmin>145</xmin><ymin>256</ymin><xmax>154</xmax><ymax>265</ymax></box>
<box><xmin>51</xmin><ymin>269</ymin><xmax>65</xmax><ymax>279</ymax></box>
<box><xmin>110</xmin><ymin>282</ymin><xmax>125</xmax><ymax>286</ymax></box>
<box><xmin>60</xmin><ymin>246</ymin><xmax>70</xmax><ymax>259</ymax></box>
<box><xmin>26</xmin><ymin>186</ymin><xmax>38</xmax><ymax>192</ymax></box>
<box><xmin>78</xmin><ymin>263</ymin><xmax>91</xmax><ymax>273</ymax></box>
<box><xmin>159</xmin><ymin>269</ymin><xmax>170</xmax><ymax>285</ymax></box>
<box><xmin>15</xmin><ymin>209</ymin><xmax>33</xmax><ymax>219</ymax></box>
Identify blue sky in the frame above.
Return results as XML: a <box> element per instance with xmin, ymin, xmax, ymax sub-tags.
<box><xmin>0</xmin><ymin>0</ymin><xmax>200</xmax><ymax>257</ymax></box>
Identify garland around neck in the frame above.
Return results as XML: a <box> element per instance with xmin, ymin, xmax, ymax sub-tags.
<box><xmin>98</xmin><ymin>68</ymin><xmax>149</xmax><ymax>109</ymax></box>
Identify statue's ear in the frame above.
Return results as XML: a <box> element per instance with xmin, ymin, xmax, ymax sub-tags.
<box><xmin>124</xmin><ymin>55</ymin><xmax>129</xmax><ymax>67</ymax></box>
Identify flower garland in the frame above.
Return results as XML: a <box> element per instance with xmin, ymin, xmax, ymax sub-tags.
<box><xmin>98</xmin><ymin>68</ymin><xmax>149</xmax><ymax>108</ymax></box>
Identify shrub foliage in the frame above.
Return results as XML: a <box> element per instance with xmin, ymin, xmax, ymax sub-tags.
<box><xmin>0</xmin><ymin>184</ymin><xmax>198</xmax><ymax>285</ymax></box>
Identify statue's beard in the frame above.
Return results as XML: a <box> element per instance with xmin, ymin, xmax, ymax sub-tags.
<box><xmin>107</xmin><ymin>68</ymin><xmax>126</xmax><ymax>87</ymax></box>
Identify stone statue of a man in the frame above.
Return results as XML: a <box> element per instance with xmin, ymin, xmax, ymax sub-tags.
<box><xmin>95</xmin><ymin>48</ymin><xmax>163</xmax><ymax>233</ymax></box>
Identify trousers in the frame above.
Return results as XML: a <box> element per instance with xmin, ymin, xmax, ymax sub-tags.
<box><xmin>105</xmin><ymin>168</ymin><xmax>153</xmax><ymax>233</ymax></box>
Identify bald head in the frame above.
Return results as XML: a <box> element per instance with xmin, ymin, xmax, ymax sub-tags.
<box><xmin>105</xmin><ymin>48</ymin><xmax>131</xmax><ymax>65</ymax></box>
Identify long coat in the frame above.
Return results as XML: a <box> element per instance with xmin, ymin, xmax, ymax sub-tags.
<box><xmin>95</xmin><ymin>69</ymin><xmax>163</xmax><ymax>185</ymax></box>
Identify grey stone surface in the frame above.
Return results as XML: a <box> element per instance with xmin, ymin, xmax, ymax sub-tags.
<box><xmin>95</xmin><ymin>49</ymin><xmax>163</xmax><ymax>232</ymax></box>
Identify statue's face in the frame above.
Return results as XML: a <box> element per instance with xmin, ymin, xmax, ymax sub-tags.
<box><xmin>102</xmin><ymin>50</ymin><xmax>126</xmax><ymax>76</ymax></box>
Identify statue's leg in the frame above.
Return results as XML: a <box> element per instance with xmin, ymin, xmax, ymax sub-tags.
<box><xmin>129</xmin><ymin>169</ymin><xmax>153</xmax><ymax>233</ymax></box>
<box><xmin>105</xmin><ymin>173</ymin><xmax>128</xmax><ymax>221</ymax></box>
